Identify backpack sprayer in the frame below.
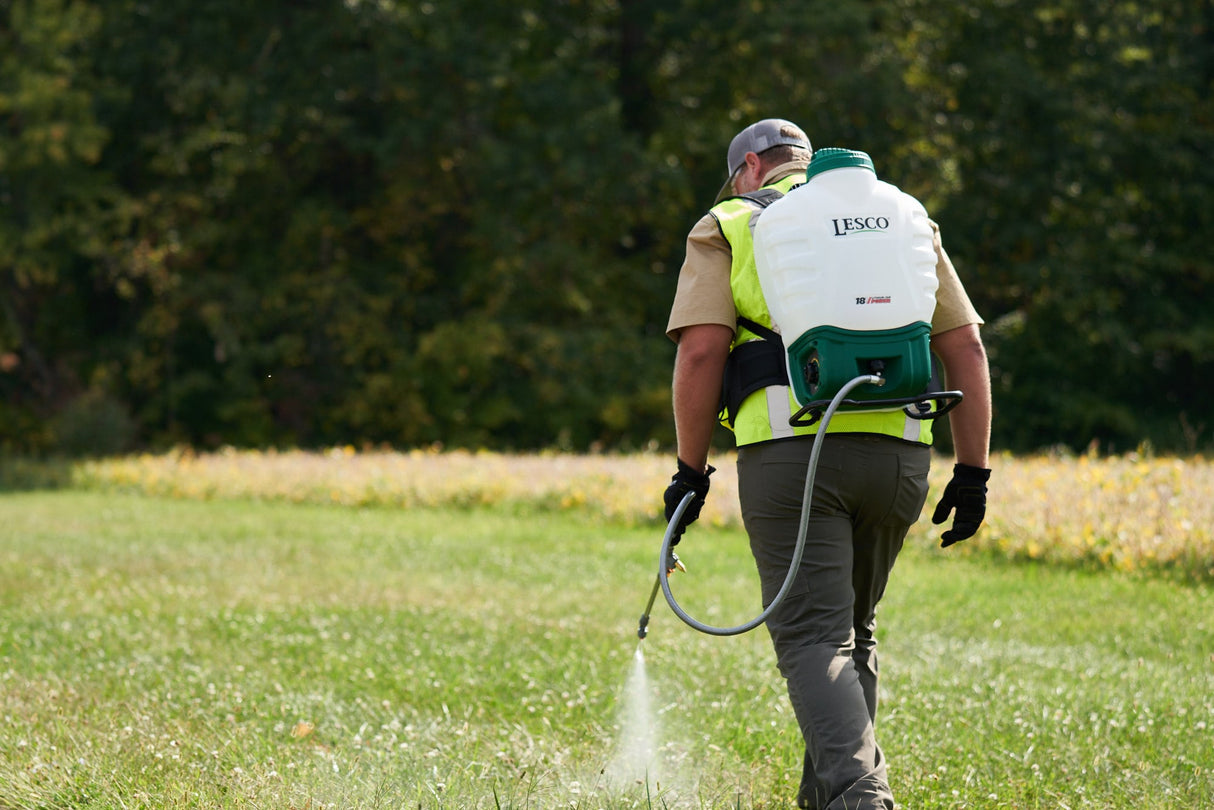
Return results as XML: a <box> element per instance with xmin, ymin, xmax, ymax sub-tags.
<box><xmin>638</xmin><ymin>148</ymin><xmax>963</xmax><ymax>640</ymax></box>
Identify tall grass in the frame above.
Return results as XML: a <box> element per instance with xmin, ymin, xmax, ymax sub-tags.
<box><xmin>2</xmin><ymin>476</ymin><xmax>1212</xmax><ymax>808</ymax></box>
<box><xmin>66</xmin><ymin>447</ymin><xmax>1214</xmax><ymax>580</ymax></box>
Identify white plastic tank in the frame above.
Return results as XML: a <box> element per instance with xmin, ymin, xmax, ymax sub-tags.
<box><xmin>753</xmin><ymin>148</ymin><xmax>939</xmax><ymax>404</ymax></box>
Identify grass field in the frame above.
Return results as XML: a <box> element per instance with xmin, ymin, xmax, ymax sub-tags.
<box><xmin>1</xmin><ymin>452</ymin><xmax>1212</xmax><ymax>808</ymax></box>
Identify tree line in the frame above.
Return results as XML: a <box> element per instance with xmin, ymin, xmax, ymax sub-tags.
<box><xmin>2</xmin><ymin>0</ymin><xmax>1212</xmax><ymax>457</ymax></box>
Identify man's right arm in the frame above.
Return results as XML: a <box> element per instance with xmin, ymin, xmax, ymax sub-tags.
<box><xmin>671</xmin><ymin>323</ymin><xmax>734</xmax><ymax>473</ymax></box>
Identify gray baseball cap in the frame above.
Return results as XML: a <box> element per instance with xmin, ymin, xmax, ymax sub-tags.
<box><xmin>715</xmin><ymin>118</ymin><xmax>811</xmax><ymax>202</ymax></box>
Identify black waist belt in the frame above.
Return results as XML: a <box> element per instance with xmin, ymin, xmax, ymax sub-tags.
<box><xmin>719</xmin><ymin>317</ymin><xmax>789</xmax><ymax>428</ymax></box>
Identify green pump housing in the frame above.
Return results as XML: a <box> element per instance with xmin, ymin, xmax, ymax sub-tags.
<box><xmin>788</xmin><ymin>322</ymin><xmax>933</xmax><ymax>406</ymax></box>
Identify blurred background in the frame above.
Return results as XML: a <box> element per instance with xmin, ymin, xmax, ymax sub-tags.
<box><xmin>2</xmin><ymin>0</ymin><xmax>1211</xmax><ymax>457</ymax></box>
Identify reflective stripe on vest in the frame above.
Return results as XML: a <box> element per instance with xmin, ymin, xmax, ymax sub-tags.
<box><xmin>711</xmin><ymin>176</ymin><xmax>933</xmax><ymax>447</ymax></box>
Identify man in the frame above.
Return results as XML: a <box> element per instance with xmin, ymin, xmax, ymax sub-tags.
<box><xmin>663</xmin><ymin>119</ymin><xmax>992</xmax><ymax>809</ymax></box>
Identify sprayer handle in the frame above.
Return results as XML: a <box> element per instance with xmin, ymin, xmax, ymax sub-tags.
<box><xmin>790</xmin><ymin>390</ymin><xmax>964</xmax><ymax>427</ymax></box>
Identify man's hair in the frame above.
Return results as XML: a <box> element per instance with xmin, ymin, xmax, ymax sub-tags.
<box><xmin>758</xmin><ymin>143</ymin><xmax>811</xmax><ymax>170</ymax></box>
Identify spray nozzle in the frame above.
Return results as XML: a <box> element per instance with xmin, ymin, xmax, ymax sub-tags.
<box><xmin>636</xmin><ymin>552</ymin><xmax>686</xmax><ymax>640</ymax></box>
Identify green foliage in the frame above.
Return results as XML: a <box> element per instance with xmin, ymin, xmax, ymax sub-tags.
<box><xmin>0</xmin><ymin>0</ymin><xmax>1211</xmax><ymax>453</ymax></box>
<box><xmin>50</xmin><ymin>387</ymin><xmax>136</xmax><ymax>457</ymax></box>
<box><xmin>0</xmin><ymin>0</ymin><xmax>127</xmax><ymax>448</ymax></box>
<box><xmin>928</xmin><ymin>0</ymin><xmax>1214</xmax><ymax>452</ymax></box>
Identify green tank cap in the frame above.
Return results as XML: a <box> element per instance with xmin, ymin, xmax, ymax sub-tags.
<box><xmin>805</xmin><ymin>147</ymin><xmax>876</xmax><ymax>180</ymax></box>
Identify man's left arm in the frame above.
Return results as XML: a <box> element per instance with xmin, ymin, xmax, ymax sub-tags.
<box><xmin>930</xmin><ymin>323</ymin><xmax>993</xmax><ymax>546</ymax></box>
<box><xmin>931</xmin><ymin>323</ymin><xmax>991</xmax><ymax>468</ymax></box>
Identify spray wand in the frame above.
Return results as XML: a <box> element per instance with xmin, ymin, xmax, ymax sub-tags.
<box><xmin>636</xmin><ymin>551</ymin><xmax>684</xmax><ymax>639</ymax></box>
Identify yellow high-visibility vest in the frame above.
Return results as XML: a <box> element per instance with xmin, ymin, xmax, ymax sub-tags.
<box><xmin>712</xmin><ymin>176</ymin><xmax>933</xmax><ymax>447</ymax></box>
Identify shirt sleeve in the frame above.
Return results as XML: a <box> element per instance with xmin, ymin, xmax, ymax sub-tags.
<box><xmin>665</xmin><ymin>213</ymin><xmax>738</xmax><ymax>342</ymax></box>
<box><xmin>929</xmin><ymin>220</ymin><xmax>984</xmax><ymax>334</ymax></box>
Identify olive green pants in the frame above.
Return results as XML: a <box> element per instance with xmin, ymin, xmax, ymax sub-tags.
<box><xmin>737</xmin><ymin>434</ymin><xmax>931</xmax><ymax>810</ymax></box>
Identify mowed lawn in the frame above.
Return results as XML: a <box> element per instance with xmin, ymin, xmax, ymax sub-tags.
<box><xmin>1</xmin><ymin>488</ymin><xmax>1211</xmax><ymax>809</ymax></box>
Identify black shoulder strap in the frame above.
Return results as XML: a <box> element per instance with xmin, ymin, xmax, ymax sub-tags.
<box><xmin>716</xmin><ymin>188</ymin><xmax>790</xmax><ymax>428</ymax></box>
<box><xmin>736</xmin><ymin>316</ymin><xmax>782</xmax><ymax>345</ymax></box>
<box><xmin>738</xmin><ymin>188</ymin><xmax>784</xmax><ymax>209</ymax></box>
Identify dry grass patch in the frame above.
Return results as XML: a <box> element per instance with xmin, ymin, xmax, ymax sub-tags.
<box><xmin>68</xmin><ymin>447</ymin><xmax>1214</xmax><ymax>580</ymax></box>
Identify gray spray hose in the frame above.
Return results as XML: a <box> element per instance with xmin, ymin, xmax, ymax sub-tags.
<box><xmin>658</xmin><ymin>374</ymin><xmax>883</xmax><ymax>637</ymax></box>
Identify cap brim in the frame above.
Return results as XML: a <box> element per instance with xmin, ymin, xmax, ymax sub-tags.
<box><xmin>712</xmin><ymin>173</ymin><xmax>736</xmax><ymax>205</ymax></box>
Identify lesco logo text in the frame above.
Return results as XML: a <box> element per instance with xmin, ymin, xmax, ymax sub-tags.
<box><xmin>832</xmin><ymin>216</ymin><xmax>890</xmax><ymax>236</ymax></box>
<box><xmin>855</xmin><ymin>296</ymin><xmax>892</xmax><ymax>305</ymax></box>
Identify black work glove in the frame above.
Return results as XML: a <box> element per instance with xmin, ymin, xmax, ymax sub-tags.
<box><xmin>663</xmin><ymin>459</ymin><xmax>716</xmax><ymax>545</ymax></box>
<box><xmin>931</xmin><ymin>463</ymin><xmax>992</xmax><ymax>547</ymax></box>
